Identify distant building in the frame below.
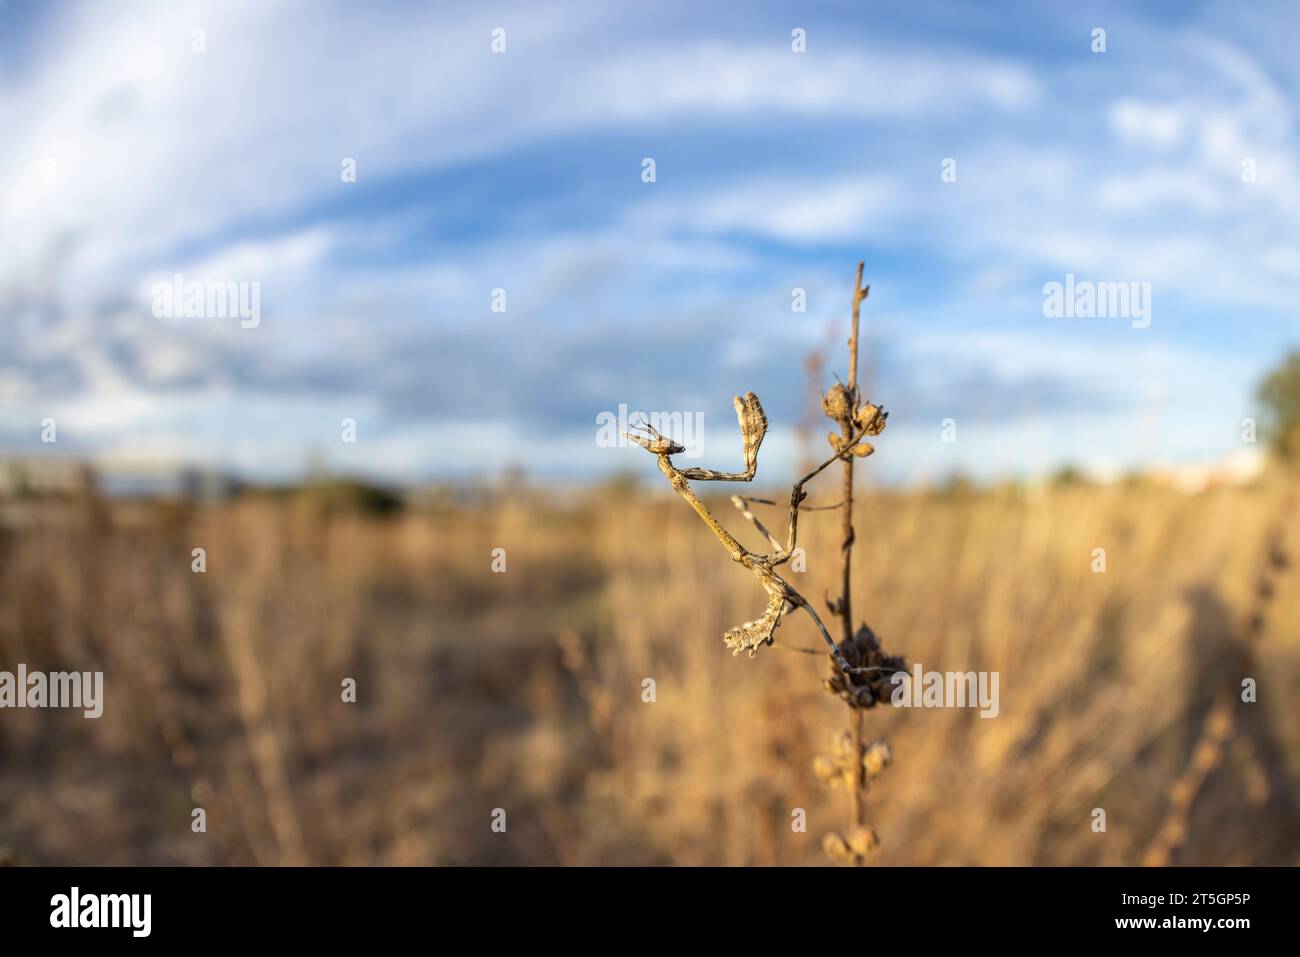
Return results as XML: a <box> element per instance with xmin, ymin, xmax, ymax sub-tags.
<box><xmin>1145</xmin><ymin>449</ymin><xmax>1266</xmax><ymax>495</ymax></box>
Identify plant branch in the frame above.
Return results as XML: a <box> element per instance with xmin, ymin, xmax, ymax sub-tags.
<box><xmin>622</xmin><ymin>260</ymin><xmax>899</xmax><ymax>868</ymax></box>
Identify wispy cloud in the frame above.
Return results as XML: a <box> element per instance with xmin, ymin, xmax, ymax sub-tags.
<box><xmin>2</xmin><ymin>0</ymin><xmax>1298</xmax><ymax>483</ymax></box>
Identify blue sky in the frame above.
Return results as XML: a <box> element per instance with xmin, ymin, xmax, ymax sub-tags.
<box><xmin>2</xmin><ymin>0</ymin><xmax>1298</xmax><ymax>485</ymax></box>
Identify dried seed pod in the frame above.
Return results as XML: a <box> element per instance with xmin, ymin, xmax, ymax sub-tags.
<box><xmin>854</xmin><ymin>402</ymin><xmax>887</xmax><ymax>436</ymax></box>
<box><xmin>847</xmin><ymin>826</ymin><xmax>880</xmax><ymax>856</ymax></box>
<box><xmin>822</xmin><ymin>624</ymin><xmax>907</xmax><ymax>710</ymax></box>
<box><xmin>831</xmin><ymin>730</ymin><xmax>854</xmax><ymax>756</ymax></box>
<box><xmin>822</xmin><ymin>832</ymin><xmax>853</xmax><ymax>863</ymax></box>
<box><xmin>820</xmin><ymin>383</ymin><xmax>854</xmax><ymax>425</ymax></box>
<box><xmin>862</xmin><ymin>739</ymin><xmax>894</xmax><ymax>778</ymax></box>
<box><xmin>812</xmin><ymin>755</ymin><xmax>839</xmax><ymax>784</ymax></box>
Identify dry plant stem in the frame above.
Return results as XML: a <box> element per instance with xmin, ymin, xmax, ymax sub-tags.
<box><xmin>625</xmin><ymin>262</ymin><xmax>897</xmax><ymax>866</ymax></box>
<box><xmin>850</xmin><ymin>710</ymin><xmax>866</xmax><ymax>830</ymax></box>
<box><xmin>1143</xmin><ymin>689</ymin><xmax>1235</xmax><ymax>867</ymax></box>
<box><xmin>840</xmin><ymin>262</ymin><xmax>868</xmax><ymax>646</ymax></box>
<box><xmin>840</xmin><ymin>264</ymin><xmax>870</xmax><ymax>837</ymax></box>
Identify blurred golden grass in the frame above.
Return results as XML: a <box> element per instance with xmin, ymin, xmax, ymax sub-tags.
<box><xmin>1</xmin><ymin>477</ymin><xmax>1298</xmax><ymax>865</ymax></box>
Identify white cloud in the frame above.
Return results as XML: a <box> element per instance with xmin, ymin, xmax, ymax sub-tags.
<box><xmin>1109</xmin><ymin>99</ymin><xmax>1188</xmax><ymax>149</ymax></box>
<box><xmin>632</xmin><ymin>175</ymin><xmax>903</xmax><ymax>244</ymax></box>
<box><xmin>3</xmin><ymin>0</ymin><xmax>1298</xmax><ymax>482</ymax></box>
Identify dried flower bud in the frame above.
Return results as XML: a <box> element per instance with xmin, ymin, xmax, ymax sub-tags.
<box><xmin>827</xmin><ymin>431</ymin><xmax>845</xmax><ymax>453</ymax></box>
<box><xmin>849</xmin><ymin>442</ymin><xmax>874</xmax><ymax>458</ymax></box>
<box><xmin>863</xmin><ymin>739</ymin><xmax>894</xmax><ymax>777</ymax></box>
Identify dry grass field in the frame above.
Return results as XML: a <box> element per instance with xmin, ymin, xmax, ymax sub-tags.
<box><xmin>2</xmin><ymin>474</ymin><xmax>1298</xmax><ymax>866</ymax></box>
